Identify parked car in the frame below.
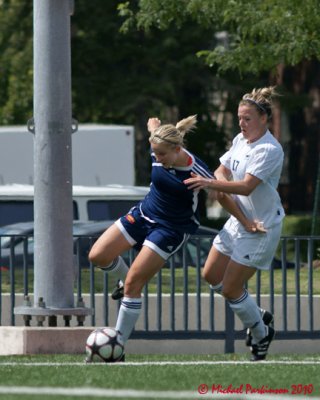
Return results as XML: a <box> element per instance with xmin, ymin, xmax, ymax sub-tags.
<box><xmin>0</xmin><ymin>220</ymin><xmax>115</xmax><ymax>269</ymax></box>
<box><xmin>0</xmin><ymin>221</ymin><xmax>218</xmax><ymax>270</ymax></box>
<box><xmin>0</xmin><ymin>222</ymin><xmax>34</xmax><ymax>269</ymax></box>
<box><xmin>0</xmin><ymin>184</ymin><xmax>150</xmax><ymax>227</ymax></box>
<box><xmin>0</xmin><ymin>221</ymin><xmax>298</xmax><ymax>270</ymax></box>
<box><xmin>0</xmin><ymin>221</ymin><xmax>298</xmax><ymax>271</ymax></box>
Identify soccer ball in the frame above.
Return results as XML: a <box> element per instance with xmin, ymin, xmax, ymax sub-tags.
<box><xmin>85</xmin><ymin>327</ymin><xmax>124</xmax><ymax>363</ymax></box>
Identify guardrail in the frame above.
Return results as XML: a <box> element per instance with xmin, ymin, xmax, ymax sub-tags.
<box><xmin>0</xmin><ymin>233</ymin><xmax>319</xmax><ymax>353</ymax></box>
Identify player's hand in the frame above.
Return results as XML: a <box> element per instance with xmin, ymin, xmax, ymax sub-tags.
<box><xmin>147</xmin><ymin>117</ymin><xmax>161</xmax><ymax>133</ymax></box>
<box><xmin>245</xmin><ymin>220</ymin><xmax>267</xmax><ymax>233</ymax></box>
<box><xmin>184</xmin><ymin>172</ymin><xmax>213</xmax><ymax>190</ymax></box>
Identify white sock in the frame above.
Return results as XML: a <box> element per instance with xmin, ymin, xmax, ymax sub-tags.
<box><xmin>99</xmin><ymin>256</ymin><xmax>129</xmax><ymax>281</ymax></box>
<box><xmin>115</xmin><ymin>297</ymin><xmax>142</xmax><ymax>343</ymax></box>
<box><xmin>228</xmin><ymin>290</ymin><xmax>266</xmax><ymax>343</ymax></box>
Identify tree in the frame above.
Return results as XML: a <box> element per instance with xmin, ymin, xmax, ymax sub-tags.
<box><xmin>119</xmin><ymin>0</ymin><xmax>320</xmax><ymax>219</ymax></box>
<box><xmin>118</xmin><ymin>0</ymin><xmax>320</xmax><ymax>74</ymax></box>
<box><xmin>0</xmin><ymin>1</ymin><xmax>33</xmax><ymax>124</ymax></box>
<box><xmin>0</xmin><ymin>0</ymin><xmax>233</xmax><ymax>188</ymax></box>
<box><xmin>1</xmin><ymin>1</ymin><xmax>319</xmax><ymax>219</ymax></box>
<box><xmin>71</xmin><ymin>0</ymin><xmax>230</xmax><ymax>184</ymax></box>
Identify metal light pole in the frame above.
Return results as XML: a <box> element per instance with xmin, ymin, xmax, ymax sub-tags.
<box><xmin>33</xmin><ymin>0</ymin><xmax>74</xmax><ymax>310</ymax></box>
<box><xmin>15</xmin><ymin>0</ymin><xmax>91</xmax><ymax>326</ymax></box>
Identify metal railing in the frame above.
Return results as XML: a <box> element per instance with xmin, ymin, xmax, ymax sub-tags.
<box><xmin>0</xmin><ymin>233</ymin><xmax>319</xmax><ymax>353</ymax></box>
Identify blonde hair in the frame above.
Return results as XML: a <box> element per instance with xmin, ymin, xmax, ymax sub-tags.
<box><xmin>240</xmin><ymin>86</ymin><xmax>279</xmax><ymax>120</ymax></box>
<box><xmin>149</xmin><ymin>115</ymin><xmax>197</xmax><ymax>146</ymax></box>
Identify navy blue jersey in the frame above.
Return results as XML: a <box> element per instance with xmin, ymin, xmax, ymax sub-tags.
<box><xmin>140</xmin><ymin>149</ymin><xmax>213</xmax><ymax>234</ymax></box>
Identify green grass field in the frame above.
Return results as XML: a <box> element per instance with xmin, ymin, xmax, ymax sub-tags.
<box><xmin>0</xmin><ymin>354</ymin><xmax>319</xmax><ymax>399</ymax></box>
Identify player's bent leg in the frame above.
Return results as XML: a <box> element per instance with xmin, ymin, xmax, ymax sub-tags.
<box><xmin>116</xmin><ymin>296</ymin><xmax>142</xmax><ymax>343</ymax></box>
<box><xmin>202</xmin><ymin>246</ymin><xmax>230</xmax><ymax>286</ymax></box>
<box><xmin>222</xmin><ymin>260</ymin><xmax>275</xmax><ymax>359</ymax></box>
<box><xmin>88</xmin><ymin>224</ymin><xmax>133</xmax><ymax>300</ymax></box>
<box><xmin>88</xmin><ymin>223</ymin><xmax>132</xmax><ymax>267</ymax></box>
<box><xmin>228</xmin><ymin>289</ymin><xmax>266</xmax><ymax>342</ymax></box>
<box><xmin>124</xmin><ymin>246</ymin><xmax>166</xmax><ymax>297</ymax></box>
<box><xmin>116</xmin><ymin>246</ymin><xmax>166</xmax><ymax>343</ymax></box>
<box><xmin>221</xmin><ymin>260</ymin><xmax>256</xmax><ymax>299</ymax></box>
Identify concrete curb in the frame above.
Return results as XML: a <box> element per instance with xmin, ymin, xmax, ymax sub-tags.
<box><xmin>0</xmin><ymin>327</ymin><xmax>319</xmax><ymax>356</ymax></box>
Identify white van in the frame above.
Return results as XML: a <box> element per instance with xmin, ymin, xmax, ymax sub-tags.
<box><xmin>0</xmin><ymin>124</ymin><xmax>135</xmax><ymax>186</ymax></box>
<box><xmin>0</xmin><ymin>184</ymin><xmax>150</xmax><ymax>226</ymax></box>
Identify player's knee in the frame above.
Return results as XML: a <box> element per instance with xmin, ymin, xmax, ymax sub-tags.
<box><xmin>202</xmin><ymin>267</ymin><xmax>217</xmax><ymax>284</ymax></box>
<box><xmin>201</xmin><ymin>268</ymin><xmax>209</xmax><ymax>281</ymax></box>
<box><xmin>88</xmin><ymin>246</ymin><xmax>112</xmax><ymax>267</ymax></box>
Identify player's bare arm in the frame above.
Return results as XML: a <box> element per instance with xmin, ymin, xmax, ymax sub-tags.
<box><xmin>217</xmin><ymin>194</ymin><xmax>266</xmax><ymax>233</ymax></box>
<box><xmin>184</xmin><ymin>172</ymin><xmax>261</xmax><ymax>196</ymax></box>
<box><xmin>185</xmin><ymin>172</ymin><xmax>266</xmax><ymax>233</ymax></box>
<box><xmin>214</xmin><ymin>164</ymin><xmax>231</xmax><ymax>181</ymax></box>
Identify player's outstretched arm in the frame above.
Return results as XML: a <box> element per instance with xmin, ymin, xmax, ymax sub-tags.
<box><xmin>217</xmin><ymin>193</ymin><xmax>266</xmax><ymax>233</ymax></box>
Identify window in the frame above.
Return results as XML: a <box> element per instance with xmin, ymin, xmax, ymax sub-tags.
<box><xmin>0</xmin><ymin>201</ymin><xmax>33</xmax><ymax>226</ymax></box>
<box><xmin>87</xmin><ymin>200</ymin><xmax>137</xmax><ymax>221</ymax></box>
<box><xmin>0</xmin><ymin>200</ymin><xmax>79</xmax><ymax>226</ymax></box>
<box><xmin>72</xmin><ymin>201</ymin><xmax>79</xmax><ymax>220</ymax></box>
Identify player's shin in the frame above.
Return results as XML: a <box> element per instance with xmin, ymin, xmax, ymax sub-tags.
<box><xmin>116</xmin><ymin>297</ymin><xmax>142</xmax><ymax>343</ymax></box>
<box><xmin>228</xmin><ymin>289</ymin><xmax>266</xmax><ymax>343</ymax></box>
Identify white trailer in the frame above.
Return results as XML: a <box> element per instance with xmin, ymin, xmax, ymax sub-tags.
<box><xmin>0</xmin><ymin>123</ymin><xmax>135</xmax><ymax>186</ymax></box>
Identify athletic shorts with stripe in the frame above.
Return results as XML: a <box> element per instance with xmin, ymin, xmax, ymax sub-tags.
<box><xmin>115</xmin><ymin>206</ymin><xmax>188</xmax><ymax>260</ymax></box>
<box><xmin>213</xmin><ymin>217</ymin><xmax>282</xmax><ymax>270</ymax></box>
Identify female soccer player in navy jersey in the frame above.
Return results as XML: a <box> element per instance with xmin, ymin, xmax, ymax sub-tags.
<box><xmin>89</xmin><ymin>115</ymin><xmax>262</xmax><ymax>357</ymax></box>
<box><xmin>184</xmin><ymin>87</ymin><xmax>285</xmax><ymax>361</ymax></box>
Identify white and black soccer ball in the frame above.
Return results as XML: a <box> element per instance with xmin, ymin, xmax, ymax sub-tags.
<box><xmin>85</xmin><ymin>327</ymin><xmax>124</xmax><ymax>363</ymax></box>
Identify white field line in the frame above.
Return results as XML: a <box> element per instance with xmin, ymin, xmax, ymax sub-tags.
<box><xmin>0</xmin><ymin>360</ymin><xmax>320</xmax><ymax>366</ymax></box>
<box><xmin>0</xmin><ymin>386</ymin><xmax>319</xmax><ymax>400</ymax></box>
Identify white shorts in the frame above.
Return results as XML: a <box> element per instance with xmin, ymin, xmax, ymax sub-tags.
<box><xmin>213</xmin><ymin>218</ymin><xmax>282</xmax><ymax>270</ymax></box>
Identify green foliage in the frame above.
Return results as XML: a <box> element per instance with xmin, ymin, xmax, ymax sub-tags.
<box><xmin>281</xmin><ymin>215</ymin><xmax>313</xmax><ymax>237</ymax></box>
<box><xmin>71</xmin><ymin>0</ymin><xmax>233</xmax><ymax>183</ymax></box>
<box><xmin>202</xmin><ymin>215</ymin><xmax>316</xmax><ymax>236</ymax></box>
<box><xmin>72</xmin><ymin>0</ymin><xmax>218</xmax><ymax>125</ymax></box>
<box><xmin>0</xmin><ymin>1</ymin><xmax>33</xmax><ymax>124</ymax></box>
<box><xmin>118</xmin><ymin>0</ymin><xmax>226</xmax><ymax>32</ymax></box>
<box><xmin>119</xmin><ymin>0</ymin><xmax>320</xmax><ymax>74</ymax></box>
<box><xmin>0</xmin><ymin>0</ymin><xmax>233</xmax><ymax>184</ymax></box>
<box><xmin>278</xmin><ymin>215</ymin><xmax>319</xmax><ymax>263</ymax></box>
<box><xmin>1</xmin><ymin>0</ymin><xmax>319</xmax><ymax>201</ymax></box>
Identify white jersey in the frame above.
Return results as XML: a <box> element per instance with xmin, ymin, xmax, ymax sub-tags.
<box><xmin>220</xmin><ymin>130</ymin><xmax>285</xmax><ymax>229</ymax></box>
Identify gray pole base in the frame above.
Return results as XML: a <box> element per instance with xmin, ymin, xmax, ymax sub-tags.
<box><xmin>14</xmin><ymin>306</ymin><xmax>93</xmax><ymax>327</ymax></box>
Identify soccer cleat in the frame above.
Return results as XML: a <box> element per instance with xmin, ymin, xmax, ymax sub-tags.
<box><xmin>245</xmin><ymin>309</ymin><xmax>274</xmax><ymax>347</ymax></box>
<box><xmin>250</xmin><ymin>326</ymin><xmax>275</xmax><ymax>361</ymax></box>
<box><xmin>111</xmin><ymin>280</ymin><xmax>124</xmax><ymax>300</ymax></box>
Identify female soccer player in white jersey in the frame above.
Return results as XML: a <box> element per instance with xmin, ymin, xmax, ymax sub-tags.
<box><xmin>184</xmin><ymin>87</ymin><xmax>285</xmax><ymax>361</ymax></box>
<box><xmin>89</xmin><ymin>115</ymin><xmax>263</xmax><ymax>359</ymax></box>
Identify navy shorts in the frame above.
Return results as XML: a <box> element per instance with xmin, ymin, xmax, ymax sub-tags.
<box><xmin>115</xmin><ymin>206</ymin><xmax>188</xmax><ymax>260</ymax></box>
